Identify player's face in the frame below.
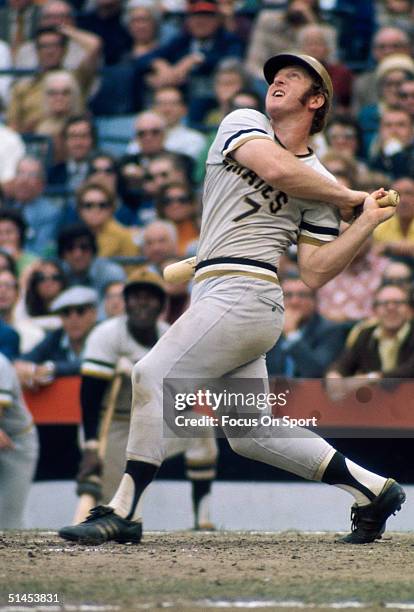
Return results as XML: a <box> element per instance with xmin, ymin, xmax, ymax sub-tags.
<box><xmin>265</xmin><ymin>65</ymin><xmax>316</xmax><ymax>118</ymax></box>
<box><xmin>126</xmin><ymin>288</ymin><xmax>162</xmax><ymax>329</ymax></box>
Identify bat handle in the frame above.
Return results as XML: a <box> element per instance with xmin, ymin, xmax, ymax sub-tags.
<box><xmin>353</xmin><ymin>203</ymin><xmax>364</xmax><ymax>218</ymax></box>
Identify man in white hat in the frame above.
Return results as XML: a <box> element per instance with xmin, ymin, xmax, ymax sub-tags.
<box><xmin>15</xmin><ymin>286</ymin><xmax>98</xmax><ymax>389</ymax></box>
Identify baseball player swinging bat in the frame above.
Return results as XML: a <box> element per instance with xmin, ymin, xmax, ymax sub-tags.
<box><xmin>163</xmin><ymin>190</ymin><xmax>400</xmax><ymax>285</ymax></box>
<box><xmin>72</xmin><ymin>373</ymin><xmax>122</xmax><ymax>524</ymax></box>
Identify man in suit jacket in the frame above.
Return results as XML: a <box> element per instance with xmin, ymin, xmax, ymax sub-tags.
<box><xmin>266</xmin><ymin>274</ymin><xmax>348</xmax><ymax>378</ymax></box>
<box><xmin>47</xmin><ymin>115</ymin><xmax>96</xmax><ymax>193</ymax></box>
<box><xmin>328</xmin><ymin>283</ymin><xmax>414</xmax><ymax>378</ymax></box>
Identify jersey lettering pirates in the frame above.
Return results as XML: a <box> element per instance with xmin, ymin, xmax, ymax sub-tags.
<box><xmin>82</xmin><ymin>316</ymin><xmax>169</xmax><ymax>417</ymax></box>
<box><xmin>196</xmin><ymin>108</ymin><xmax>340</xmax><ymax>282</ymax></box>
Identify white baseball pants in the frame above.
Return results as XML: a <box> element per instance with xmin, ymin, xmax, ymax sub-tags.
<box><xmin>126</xmin><ymin>275</ymin><xmax>333</xmax><ymax>481</ymax></box>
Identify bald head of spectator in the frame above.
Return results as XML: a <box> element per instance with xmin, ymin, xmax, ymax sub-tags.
<box><xmin>13</xmin><ymin>157</ymin><xmax>45</xmax><ymax>203</ymax></box>
<box><xmin>134</xmin><ymin>111</ymin><xmax>167</xmax><ymax>156</ymax></box>
<box><xmin>143</xmin><ymin>220</ymin><xmax>178</xmax><ymax>267</ymax></box>
<box><xmin>371</xmin><ymin>27</ymin><xmax>411</xmax><ymax>64</ymax></box>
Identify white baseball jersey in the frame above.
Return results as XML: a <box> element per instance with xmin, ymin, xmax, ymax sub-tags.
<box><xmin>196</xmin><ymin>108</ymin><xmax>340</xmax><ymax>281</ymax></box>
<box><xmin>82</xmin><ymin>316</ymin><xmax>169</xmax><ymax>416</ymax></box>
<box><xmin>0</xmin><ymin>354</ymin><xmax>33</xmax><ymax>437</ymax></box>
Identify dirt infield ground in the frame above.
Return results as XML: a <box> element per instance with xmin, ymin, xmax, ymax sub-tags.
<box><xmin>1</xmin><ymin>530</ymin><xmax>414</xmax><ymax>611</ymax></box>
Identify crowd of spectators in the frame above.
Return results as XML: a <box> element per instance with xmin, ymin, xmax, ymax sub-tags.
<box><xmin>2</xmin><ymin>0</ymin><xmax>414</xmax><ymax>527</ymax></box>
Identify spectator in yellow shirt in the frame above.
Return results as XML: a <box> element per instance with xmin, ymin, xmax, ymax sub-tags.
<box><xmin>76</xmin><ymin>181</ymin><xmax>139</xmax><ymax>260</ymax></box>
<box><xmin>374</xmin><ymin>176</ymin><xmax>414</xmax><ymax>259</ymax></box>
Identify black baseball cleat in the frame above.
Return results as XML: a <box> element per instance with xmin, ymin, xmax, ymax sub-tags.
<box><xmin>339</xmin><ymin>479</ymin><xmax>406</xmax><ymax>544</ymax></box>
<box><xmin>58</xmin><ymin>506</ymin><xmax>142</xmax><ymax>545</ymax></box>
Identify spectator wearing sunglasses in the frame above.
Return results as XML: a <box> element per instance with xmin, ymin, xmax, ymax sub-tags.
<box><xmin>57</xmin><ymin>223</ymin><xmax>126</xmax><ymax>303</ymax></box>
<box><xmin>15</xmin><ymin>285</ymin><xmax>98</xmax><ymax>389</ymax></box>
<box><xmin>118</xmin><ymin>151</ymin><xmax>191</xmax><ymax>228</ymax></box>
<box><xmin>87</xmin><ymin>152</ymin><xmax>119</xmax><ymax>194</ymax></box>
<box><xmin>16</xmin><ymin>258</ymin><xmax>67</xmax><ymax>332</ymax></box>
<box><xmin>86</xmin><ymin>153</ymin><xmax>136</xmax><ymax>229</ymax></box>
<box><xmin>76</xmin><ymin>182</ymin><xmax>138</xmax><ymax>260</ymax></box>
<box><xmin>124</xmin><ymin>111</ymin><xmax>194</xmax><ymax>184</ymax></box>
<box><xmin>156</xmin><ymin>182</ymin><xmax>199</xmax><ymax>256</ymax></box>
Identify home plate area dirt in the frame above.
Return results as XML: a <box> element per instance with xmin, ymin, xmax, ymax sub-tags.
<box><xmin>1</xmin><ymin>531</ymin><xmax>414</xmax><ymax>611</ymax></box>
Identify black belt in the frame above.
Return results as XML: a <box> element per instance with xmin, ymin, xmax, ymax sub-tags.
<box><xmin>195</xmin><ymin>257</ymin><xmax>278</xmax><ymax>274</ymax></box>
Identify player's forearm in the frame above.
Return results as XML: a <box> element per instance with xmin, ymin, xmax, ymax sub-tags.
<box><xmin>265</xmin><ymin>152</ymin><xmax>365</xmax><ymax>208</ymax></box>
<box><xmin>234</xmin><ymin>141</ymin><xmax>366</xmax><ymax>209</ymax></box>
<box><xmin>300</xmin><ymin>213</ymin><xmax>378</xmax><ymax>288</ymax></box>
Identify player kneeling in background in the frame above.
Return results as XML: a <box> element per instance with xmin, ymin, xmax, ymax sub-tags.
<box><xmin>73</xmin><ymin>269</ymin><xmax>217</xmax><ymax>532</ymax></box>
<box><xmin>60</xmin><ymin>53</ymin><xmax>405</xmax><ymax>546</ymax></box>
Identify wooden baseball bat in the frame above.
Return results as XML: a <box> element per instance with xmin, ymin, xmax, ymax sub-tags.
<box><xmin>72</xmin><ymin>373</ymin><xmax>123</xmax><ymax>524</ymax></box>
<box><xmin>353</xmin><ymin>189</ymin><xmax>400</xmax><ymax>219</ymax></box>
<box><xmin>163</xmin><ymin>256</ymin><xmax>197</xmax><ymax>284</ymax></box>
